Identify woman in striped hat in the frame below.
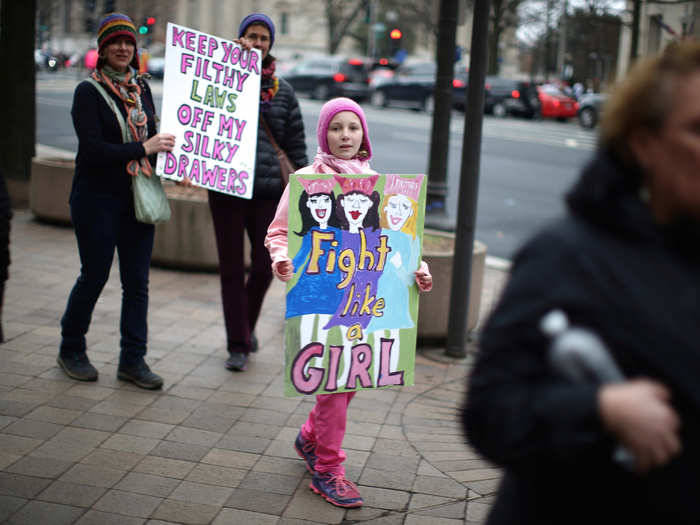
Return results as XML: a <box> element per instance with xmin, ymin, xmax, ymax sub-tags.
<box><xmin>57</xmin><ymin>13</ymin><xmax>175</xmax><ymax>390</ymax></box>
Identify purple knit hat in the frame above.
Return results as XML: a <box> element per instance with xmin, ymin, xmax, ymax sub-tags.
<box><xmin>238</xmin><ymin>13</ymin><xmax>275</xmax><ymax>49</ymax></box>
<box><xmin>317</xmin><ymin>97</ymin><xmax>372</xmax><ymax>160</ymax></box>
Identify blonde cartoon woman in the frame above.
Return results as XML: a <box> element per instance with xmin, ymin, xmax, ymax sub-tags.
<box><xmin>367</xmin><ymin>174</ymin><xmax>425</xmax><ymax>379</ymax></box>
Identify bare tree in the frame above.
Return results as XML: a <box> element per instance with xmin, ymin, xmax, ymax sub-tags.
<box><xmin>466</xmin><ymin>0</ymin><xmax>523</xmax><ymax>75</ymax></box>
<box><xmin>325</xmin><ymin>0</ymin><xmax>368</xmax><ymax>54</ymax></box>
<box><xmin>488</xmin><ymin>0</ymin><xmax>522</xmax><ymax>74</ymax></box>
<box><xmin>0</xmin><ymin>0</ymin><xmax>37</xmax><ymax>193</ymax></box>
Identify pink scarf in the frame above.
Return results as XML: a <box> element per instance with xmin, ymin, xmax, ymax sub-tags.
<box><xmin>311</xmin><ymin>148</ymin><xmax>373</xmax><ymax>175</ymax></box>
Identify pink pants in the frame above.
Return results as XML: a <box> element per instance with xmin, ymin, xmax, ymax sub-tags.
<box><xmin>301</xmin><ymin>391</ymin><xmax>356</xmax><ymax>475</ymax></box>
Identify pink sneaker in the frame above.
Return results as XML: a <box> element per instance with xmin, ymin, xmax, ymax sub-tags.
<box><xmin>310</xmin><ymin>472</ymin><xmax>363</xmax><ymax>508</ymax></box>
<box><xmin>294</xmin><ymin>431</ymin><xmax>317</xmax><ymax>474</ymax></box>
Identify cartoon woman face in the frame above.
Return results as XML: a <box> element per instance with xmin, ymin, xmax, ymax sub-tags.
<box><xmin>307</xmin><ymin>193</ymin><xmax>333</xmax><ymax>227</ymax></box>
<box><xmin>384</xmin><ymin>194</ymin><xmax>414</xmax><ymax>231</ymax></box>
<box><xmin>341</xmin><ymin>192</ymin><xmax>372</xmax><ymax>232</ymax></box>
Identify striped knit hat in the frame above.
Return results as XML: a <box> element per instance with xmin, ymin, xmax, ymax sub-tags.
<box><xmin>97</xmin><ymin>13</ymin><xmax>139</xmax><ymax>69</ymax></box>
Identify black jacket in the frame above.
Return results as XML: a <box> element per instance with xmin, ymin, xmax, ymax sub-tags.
<box><xmin>70</xmin><ymin>77</ymin><xmax>158</xmax><ymax>201</ymax></box>
<box><xmin>252</xmin><ymin>77</ymin><xmax>307</xmax><ymax>200</ymax></box>
<box><xmin>463</xmin><ymin>151</ymin><xmax>700</xmax><ymax>525</ymax></box>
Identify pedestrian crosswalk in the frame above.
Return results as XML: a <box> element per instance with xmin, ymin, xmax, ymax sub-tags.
<box><xmin>479</xmin><ymin>117</ymin><xmax>598</xmax><ymax>151</ymax></box>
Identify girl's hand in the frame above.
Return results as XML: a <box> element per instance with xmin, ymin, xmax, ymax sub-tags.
<box><xmin>143</xmin><ymin>133</ymin><xmax>176</xmax><ymax>156</ymax></box>
<box><xmin>273</xmin><ymin>258</ymin><xmax>294</xmax><ymax>281</ymax></box>
<box><xmin>598</xmin><ymin>379</ymin><xmax>681</xmax><ymax>474</ymax></box>
<box><xmin>414</xmin><ymin>261</ymin><xmax>433</xmax><ymax>292</ymax></box>
<box><xmin>177</xmin><ymin>177</ymin><xmax>193</xmax><ymax>187</ymax></box>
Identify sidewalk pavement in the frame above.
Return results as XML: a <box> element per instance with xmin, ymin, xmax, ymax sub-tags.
<box><xmin>0</xmin><ymin>208</ymin><xmax>508</xmax><ymax>525</ymax></box>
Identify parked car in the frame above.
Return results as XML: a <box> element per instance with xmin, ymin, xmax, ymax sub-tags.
<box><xmin>451</xmin><ymin>67</ymin><xmax>469</xmax><ymax>110</ymax></box>
<box><xmin>367</xmin><ymin>58</ymin><xmax>398</xmax><ymax>89</ymax></box>
<box><xmin>371</xmin><ymin>62</ymin><xmax>467</xmax><ymax>113</ymax></box>
<box><xmin>577</xmin><ymin>92</ymin><xmax>607</xmax><ymax>129</ymax></box>
<box><xmin>369</xmin><ymin>62</ymin><xmax>436</xmax><ymax>111</ymax></box>
<box><xmin>147</xmin><ymin>56</ymin><xmax>165</xmax><ymax>79</ymax></box>
<box><xmin>282</xmin><ymin>56</ymin><xmax>371</xmax><ymax>101</ymax></box>
<box><xmin>484</xmin><ymin>76</ymin><xmax>541</xmax><ymax>119</ymax></box>
<box><xmin>537</xmin><ymin>84</ymin><xmax>579</xmax><ymax>121</ymax></box>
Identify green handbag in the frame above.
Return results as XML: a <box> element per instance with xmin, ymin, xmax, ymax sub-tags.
<box><xmin>86</xmin><ymin>77</ymin><xmax>171</xmax><ymax>224</ymax></box>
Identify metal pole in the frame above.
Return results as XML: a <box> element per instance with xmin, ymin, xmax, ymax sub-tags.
<box><xmin>425</xmin><ymin>0</ymin><xmax>458</xmax><ymax>231</ymax></box>
<box><xmin>445</xmin><ymin>0</ymin><xmax>490</xmax><ymax>358</ymax></box>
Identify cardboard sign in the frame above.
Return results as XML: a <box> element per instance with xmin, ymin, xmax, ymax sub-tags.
<box><xmin>155</xmin><ymin>22</ymin><xmax>261</xmax><ymax>199</ymax></box>
<box><xmin>283</xmin><ymin>173</ymin><xmax>427</xmax><ymax>397</ymax></box>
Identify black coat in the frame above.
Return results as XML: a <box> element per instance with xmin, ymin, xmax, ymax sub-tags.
<box><xmin>252</xmin><ymin>77</ymin><xmax>307</xmax><ymax>200</ymax></box>
<box><xmin>70</xmin><ymin>77</ymin><xmax>158</xmax><ymax>201</ymax></box>
<box><xmin>463</xmin><ymin>151</ymin><xmax>700</xmax><ymax>525</ymax></box>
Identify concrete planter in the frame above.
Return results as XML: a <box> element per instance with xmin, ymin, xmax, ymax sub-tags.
<box><xmin>30</xmin><ymin>157</ymin><xmax>74</xmax><ymax>224</ymax></box>
<box><xmin>151</xmin><ymin>185</ymin><xmax>250</xmax><ymax>272</ymax></box>
<box><xmin>418</xmin><ymin>229</ymin><xmax>487</xmax><ymax>342</ymax></box>
<box><xmin>28</xmin><ymin>159</ymin><xmax>245</xmax><ymax>271</ymax></box>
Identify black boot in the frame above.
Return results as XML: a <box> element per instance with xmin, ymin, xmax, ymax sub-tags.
<box><xmin>118</xmin><ymin>360</ymin><xmax>164</xmax><ymax>390</ymax></box>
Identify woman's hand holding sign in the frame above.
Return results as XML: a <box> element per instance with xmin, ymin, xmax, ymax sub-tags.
<box><xmin>143</xmin><ymin>133</ymin><xmax>176</xmax><ymax>156</ymax></box>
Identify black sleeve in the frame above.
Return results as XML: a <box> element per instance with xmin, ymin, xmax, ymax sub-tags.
<box><xmin>463</xmin><ymin>228</ymin><xmax>613</xmax><ymax>471</ymax></box>
<box><xmin>0</xmin><ymin>167</ymin><xmax>11</xmax><ymax>282</ymax></box>
<box><xmin>279</xmin><ymin>81</ymin><xmax>308</xmax><ymax>170</ymax></box>
<box><xmin>71</xmin><ymin>81</ymin><xmax>147</xmax><ymax>168</ymax></box>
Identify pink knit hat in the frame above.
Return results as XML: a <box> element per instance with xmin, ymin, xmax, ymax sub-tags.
<box><xmin>298</xmin><ymin>176</ymin><xmax>336</xmax><ymax>195</ymax></box>
<box><xmin>317</xmin><ymin>97</ymin><xmax>372</xmax><ymax>160</ymax></box>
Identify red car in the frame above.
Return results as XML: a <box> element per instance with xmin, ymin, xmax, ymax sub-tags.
<box><xmin>537</xmin><ymin>84</ymin><xmax>579</xmax><ymax>121</ymax></box>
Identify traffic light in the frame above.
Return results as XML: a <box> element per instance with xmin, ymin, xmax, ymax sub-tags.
<box><xmin>139</xmin><ymin>16</ymin><xmax>156</xmax><ymax>35</ymax></box>
<box><xmin>389</xmin><ymin>28</ymin><xmax>402</xmax><ymax>56</ymax></box>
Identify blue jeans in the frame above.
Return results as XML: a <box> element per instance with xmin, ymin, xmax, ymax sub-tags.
<box><xmin>60</xmin><ymin>192</ymin><xmax>154</xmax><ymax>366</ymax></box>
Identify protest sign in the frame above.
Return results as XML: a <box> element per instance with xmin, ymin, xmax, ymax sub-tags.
<box><xmin>155</xmin><ymin>23</ymin><xmax>261</xmax><ymax>199</ymax></box>
<box><xmin>283</xmin><ymin>173</ymin><xmax>427</xmax><ymax>397</ymax></box>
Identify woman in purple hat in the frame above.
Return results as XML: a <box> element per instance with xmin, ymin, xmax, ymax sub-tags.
<box><xmin>208</xmin><ymin>13</ymin><xmax>308</xmax><ymax>372</ymax></box>
<box><xmin>57</xmin><ymin>13</ymin><xmax>176</xmax><ymax>389</ymax></box>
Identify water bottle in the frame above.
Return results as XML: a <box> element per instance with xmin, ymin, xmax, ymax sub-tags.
<box><xmin>540</xmin><ymin>309</ymin><xmax>636</xmax><ymax>470</ymax></box>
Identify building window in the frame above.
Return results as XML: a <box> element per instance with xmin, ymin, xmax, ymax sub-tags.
<box><xmin>648</xmin><ymin>15</ymin><xmax>662</xmax><ymax>54</ymax></box>
<box><xmin>64</xmin><ymin>0</ymin><xmax>72</xmax><ymax>32</ymax></box>
<box><xmin>281</xmin><ymin>12</ymin><xmax>289</xmax><ymax>34</ymax></box>
<box><xmin>85</xmin><ymin>0</ymin><xmax>96</xmax><ymax>32</ymax></box>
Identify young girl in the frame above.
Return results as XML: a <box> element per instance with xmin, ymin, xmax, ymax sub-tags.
<box><xmin>265</xmin><ymin>97</ymin><xmax>432</xmax><ymax>508</ymax></box>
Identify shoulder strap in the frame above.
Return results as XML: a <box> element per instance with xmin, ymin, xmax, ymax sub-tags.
<box><xmin>260</xmin><ymin>116</ymin><xmax>281</xmax><ymax>150</ymax></box>
<box><xmin>86</xmin><ymin>77</ymin><xmax>128</xmax><ymax>143</ymax></box>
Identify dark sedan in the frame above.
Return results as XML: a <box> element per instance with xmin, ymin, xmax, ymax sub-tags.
<box><xmin>370</xmin><ymin>62</ymin><xmax>468</xmax><ymax>113</ymax></box>
<box><xmin>282</xmin><ymin>56</ymin><xmax>371</xmax><ymax>101</ymax></box>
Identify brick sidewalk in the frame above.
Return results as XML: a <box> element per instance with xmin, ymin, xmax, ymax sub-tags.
<box><xmin>0</xmin><ymin>209</ymin><xmax>507</xmax><ymax>524</ymax></box>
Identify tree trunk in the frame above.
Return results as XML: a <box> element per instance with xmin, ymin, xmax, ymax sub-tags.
<box><xmin>488</xmin><ymin>27</ymin><xmax>502</xmax><ymax>75</ymax></box>
<box><xmin>629</xmin><ymin>0</ymin><xmax>641</xmax><ymax>66</ymax></box>
<box><xmin>0</xmin><ymin>1</ymin><xmax>37</xmax><ymax>183</ymax></box>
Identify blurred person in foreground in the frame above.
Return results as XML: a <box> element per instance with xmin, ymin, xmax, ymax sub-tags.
<box><xmin>463</xmin><ymin>40</ymin><xmax>700</xmax><ymax>524</ymax></box>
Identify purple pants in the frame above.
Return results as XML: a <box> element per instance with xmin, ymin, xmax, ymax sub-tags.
<box><xmin>208</xmin><ymin>191</ymin><xmax>277</xmax><ymax>353</ymax></box>
<box><xmin>301</xmin><ymin>391</ymin><xmax>357</xmax><ymax>475</ymax></box>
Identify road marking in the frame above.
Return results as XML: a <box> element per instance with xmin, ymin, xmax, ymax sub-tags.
<box><xmin>37</xmin><ymin>96</ymin><xmax>70</xmax><ymax>107</ymax></box>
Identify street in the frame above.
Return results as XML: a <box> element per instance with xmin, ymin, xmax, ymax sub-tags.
<box><xmin>36</xmin><ymin>74</ymin><xmax>597</xmax><ymax>259</ymax></box>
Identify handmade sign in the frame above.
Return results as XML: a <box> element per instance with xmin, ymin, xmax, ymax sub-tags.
<box><xmin>284</xmin><ymin>173</ymin><xmax>427</xmax><ymax>397</ymax></box>
<box><xmin>155</xmin><ymin>22</ymin><xmax>261</xmax><ymax>199</ymax></box>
